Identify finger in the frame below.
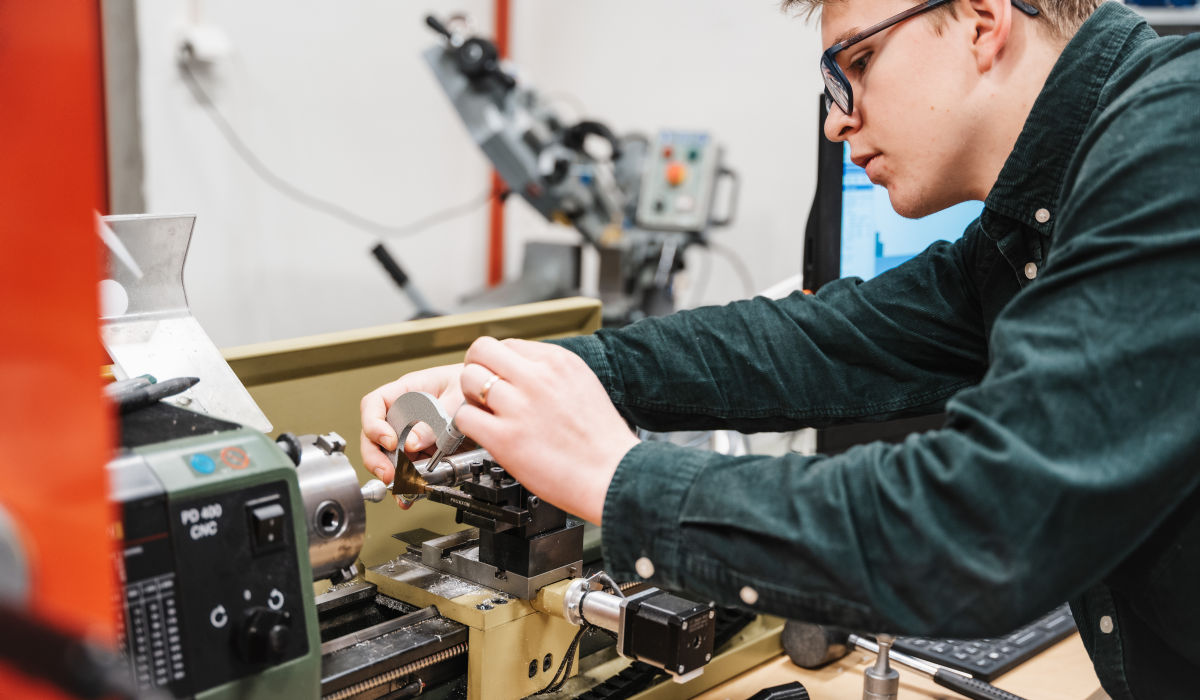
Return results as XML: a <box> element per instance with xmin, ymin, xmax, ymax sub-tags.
<box><xmin>360</xmin><ymin>430</ymin><xmax>395</xmax><ymax>483</ymax></box>
<box><xmin>460</xmin><ymin>362</ymin><xmax>510</xmax><ymax>410</ymax></box>
<box><xmin>496</xmin><ymin>337</ymin><xmax>566</xmax><ymax>362</ymax></box>
<box><xmin>464</xmin><ymin>336</ymin><xmax>538</xmax><ymax>385</ymax></box>
<box><xmin>362</xmin><ymin>383</ymin><xmax>411</xmax><ymax>451</ymax></box>
<box><xmin>454</xmin><ymin>403</ymin><xmax>509</xmax><ymax>454</ymax></box>
<box><xmin>363</xmin><ymin>416</ymin><xmax>398</xmax><ymax>452</ymax></box>
<box><xmin>401</xmin><ymin>421</ymin><xmax>438</xmax><ymax>453</ymax></box>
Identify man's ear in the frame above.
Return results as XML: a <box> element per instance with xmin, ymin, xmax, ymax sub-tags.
<box><xmin>965</xmin><ymin>0</ymin><xmax>1012</xmax><ymax>72</ymax></box>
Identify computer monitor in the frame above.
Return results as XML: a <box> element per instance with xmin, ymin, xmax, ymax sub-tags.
<box><xmin>802</xmin><ymin>97</ymin><xmax>983</xmax><ymax>453</ymax></box>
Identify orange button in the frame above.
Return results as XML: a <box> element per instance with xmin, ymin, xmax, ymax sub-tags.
<box><xmin>665</xmin><ymin>162</ymin><xmax>688</xmax><ymax>187</ymax></box>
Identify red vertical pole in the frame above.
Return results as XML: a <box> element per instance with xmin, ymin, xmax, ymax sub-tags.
<box><xmin>488</xmin><ymin>0</ymin><xmax>511</xmax><ymax>287</ymax></box>
<box><xmin>0</xmin><ymin>1</ymin><xmax>116</xmax><ymax>697</ymax></box>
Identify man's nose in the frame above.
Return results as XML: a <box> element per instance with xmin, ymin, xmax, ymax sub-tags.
<box><xmin>823</xmin><ymin>103</ymin><xmax>860</xmax><ymax>142</ymax></box>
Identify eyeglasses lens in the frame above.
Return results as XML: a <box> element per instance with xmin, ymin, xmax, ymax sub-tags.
<box><xmin>820</xmin><ymin>56</ymin><xmax>851</xmax><ymax>115</ymax></box>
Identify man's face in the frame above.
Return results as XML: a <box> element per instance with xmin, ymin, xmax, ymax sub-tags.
<box><xmin>822</xmin><ymin>0</ymin><xmax>985</xmax><ymax>217</ymax></box>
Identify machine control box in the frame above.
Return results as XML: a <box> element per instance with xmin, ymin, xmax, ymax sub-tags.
<box><xmin>111</xmin><ymin>418</ymin><xmax>319</xmax><ymax>698</ymax></box>
<box><xmin>635</xmin><ymin>130</ymin><xmax>723</xmax><ymax>232</ymax></box>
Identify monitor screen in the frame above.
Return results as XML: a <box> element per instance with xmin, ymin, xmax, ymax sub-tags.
<box><xmin>838</xmin><ymin>143</ymin><xmax>983</xmax><ymax>282</ymax></box>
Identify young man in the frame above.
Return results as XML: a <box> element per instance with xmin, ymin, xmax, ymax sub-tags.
<box><xmin>362</xmin><ymin>0</ymin><xmax>1200</xmax><ymax>696</ymax></box>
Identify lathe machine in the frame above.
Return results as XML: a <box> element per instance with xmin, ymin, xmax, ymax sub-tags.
<box><xmin>99</xmin><ymin>215</ymin><xmax>783</xmax><ymax>700</ymax></box>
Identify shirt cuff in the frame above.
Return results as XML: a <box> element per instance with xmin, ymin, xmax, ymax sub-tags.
<box><xmin>600</xmin><ymin>440</ymin><xmax>707</xmax><ymax>588</ymax></box>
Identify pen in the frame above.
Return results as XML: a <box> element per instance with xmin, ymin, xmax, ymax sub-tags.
<box><xmin>104</xmin><ymin>374</ymin><xmax>156</xmax><ymax>400</ymax></box>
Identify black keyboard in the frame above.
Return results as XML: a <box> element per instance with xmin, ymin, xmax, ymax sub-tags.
<box><xmin>891</xmin><ymin>603</ymin><xmax>1076</xmax><ymax>680</ymax></box>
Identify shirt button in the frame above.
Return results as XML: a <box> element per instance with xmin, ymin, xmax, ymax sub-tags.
<box><xmin>1024</xmin><ymin>262</ymin><xmax>1038</xmax><ymax>280</ymax></box>
<box><xmin>1100</xmin><ymin>615</ymin><xmax>1114</xmax><ymax>634</ymax></box>
<box><xmin>739</xmin><ymin>586</ymin><xmax>759</xmax><ymax>606</ymax></box>
<box><xmin>634</xmin><ymin>557</ymin><xmax>655</xmax><ymax>579</ymax></box>
<box><xmin>1035</xmin><ymin>208</ymin><xmax>1051</xmax><ymax>224</ymax></box>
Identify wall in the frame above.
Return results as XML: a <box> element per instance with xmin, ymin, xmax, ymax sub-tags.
<box><xmin>135</xmin><ymin>1</ymin><xmax>823</xmax><ymax>347</ymax></box>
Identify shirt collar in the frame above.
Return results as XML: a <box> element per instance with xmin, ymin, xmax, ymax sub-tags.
<box><xmin>982</xmin><ymin>2</ymin><xmax>1150</xmax><ymax>238</ymax></box>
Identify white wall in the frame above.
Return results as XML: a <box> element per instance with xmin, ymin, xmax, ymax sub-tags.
<box><xmin>135</xmin><ymin>1</ymin><xmax>823</xmax><ymax>347</ymax></box>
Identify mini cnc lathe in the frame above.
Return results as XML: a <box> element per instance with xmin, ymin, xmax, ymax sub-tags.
<box><xmin>99</xmin><ymin>215</ymin><xmax>783</xmax><ymax>700</ymax></box>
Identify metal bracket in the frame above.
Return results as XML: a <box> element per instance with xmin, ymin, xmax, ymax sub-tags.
<box><xmin>98</xmin><ymin>214</ymin><xmax>271</xmax><ymax>432</ymax></box>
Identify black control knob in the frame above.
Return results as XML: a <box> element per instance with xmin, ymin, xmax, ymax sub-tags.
<box><xmin>235</xmin><ymin>607</ymin><xmax>291</xmax><ymax>665</ymax></box>
<box><xmin>274</xmin><ymin>433</ymin><xmax>302</xmax><ymax>467</ymax></box>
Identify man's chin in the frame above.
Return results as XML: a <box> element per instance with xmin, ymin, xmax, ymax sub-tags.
<box><xmin>888</xmin><ymin>190</ymin><xmax>958</xmax><ymax>220</ymax></box>
<box><xmin>886</xmin><ymin>191</ymin><xmax>930</xmax><ymax>220</ymax></box>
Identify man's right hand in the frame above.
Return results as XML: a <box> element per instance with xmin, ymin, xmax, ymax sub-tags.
<box><xmin>359</xmin><ymin>362</ymin><xmax>465</xmax><ymax>487</ymax></box>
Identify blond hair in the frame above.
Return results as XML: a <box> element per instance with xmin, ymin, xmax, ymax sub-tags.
<box><xmin>783</xmin><ymin>0</ymin><xmax>1104</xmax><ymax>41</ymax></box>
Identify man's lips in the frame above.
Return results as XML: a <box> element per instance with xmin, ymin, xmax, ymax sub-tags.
<box><xmin>851</xmin><ymin>152</ymin><xmax>880</xmax><ymax>169</ymax></box>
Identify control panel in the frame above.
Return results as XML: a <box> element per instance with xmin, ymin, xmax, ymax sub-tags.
<box><xmin>635</xmin><ymin>130</ymin><xmax>724</xmax><ymax>232</ymax></box>
<box><xmin>110</xmin><ymin>424</ymin><xmax>320</xmax><ymax>698</ymax></box>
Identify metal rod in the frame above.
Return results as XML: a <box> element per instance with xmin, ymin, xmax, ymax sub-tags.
<box><xmin>413</xmin><ymin>448</ymin><xmax>490</xmax><ymax>485</ymax></box>
<box><xmin>849</xmin><ymin>633</ymin><xmax>964</xmax><ymax>678</ymax></box>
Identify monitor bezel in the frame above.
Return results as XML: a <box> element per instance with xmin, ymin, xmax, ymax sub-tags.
<box><xmin>802</xmin><ymin>96</ymin><xmax>846</xmax><ymax>292</ymax></box>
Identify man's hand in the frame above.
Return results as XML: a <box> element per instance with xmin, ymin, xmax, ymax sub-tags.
<box><xmin>359</xmin><ymin>362</ymin><xmax>464</xmax><ymax>489</ymax></box>
<box><xmin>453</xmin><ymin>337</ymin><xmax>639</xmax><ymax>525</ymax></box>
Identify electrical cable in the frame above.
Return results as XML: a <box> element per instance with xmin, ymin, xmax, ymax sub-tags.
<box><xmin>177</xmin><ymin>57</ymin><xmax>495</xmax><ymax>241</ymax></box>
<box><xmin>687</xmin><ymin>240</ymin><xmax>756</xmax><ymax>307</ymax></box>
<box><xmin>708</xmin><ymin>240</ymin><xmax>757</xmax><ymax>298</ymax></box>
<box><xmin>686</xmin><ymin>243</ymin><xmax>714</xmax><ymax>308</ymax></box>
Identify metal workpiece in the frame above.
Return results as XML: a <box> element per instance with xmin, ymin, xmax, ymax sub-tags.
<box><xmin>360</xmin><ymin>479</ymin><xmax>388</xmax><ymax>503</ymax></box>
<box><xmin>418</xmin><ymin>448</ymin><xmax>491</xmax><ymax>486</ymax></box>
<box><xmin>295</xmin><ymin>432</ymin><xmax>366</xmax><ymax>580</ymax></box>
<box><xmin>388</xmin><ymin>447</ymin><xmax>491</xmax><ymax>497</ymax></box>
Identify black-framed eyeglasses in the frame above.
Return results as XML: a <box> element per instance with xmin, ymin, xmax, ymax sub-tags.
<box><xmin>822</xmin><ymin>0</ymin><xmax>1040</xmax><ymax>116</ymax></box>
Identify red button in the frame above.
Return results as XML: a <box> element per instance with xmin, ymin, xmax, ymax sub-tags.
<box><xmin>220</xmin><ymin>446</ymin><xmax>250</xmax><ymax>469</ymax></box>
<box><xmin>662</xmin><ymin>146</ymin><xmax>674</xmax><ymax>159</ymax></box>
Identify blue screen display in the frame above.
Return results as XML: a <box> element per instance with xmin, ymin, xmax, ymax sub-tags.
<box><xmin>840</xmin><ymin>143</ymin><xmax>984</xmax><ymax>281</ymax></box>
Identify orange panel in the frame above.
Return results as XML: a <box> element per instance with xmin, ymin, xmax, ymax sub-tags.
<box><xmin>0</xmin><ymin>0</ymin><xmax>115</xmax><ymax>696</ymax></box>
<box><xmin>488</xmin><ymin>0</ymin><xmax>511</xmax><ymax>287</ymax></box>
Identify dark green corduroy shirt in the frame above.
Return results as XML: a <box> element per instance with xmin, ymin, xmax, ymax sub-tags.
<box><xmin>552</xmin><ymin>4</ymin><xmax>1200</xmax><ymax>698</ymax></box>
